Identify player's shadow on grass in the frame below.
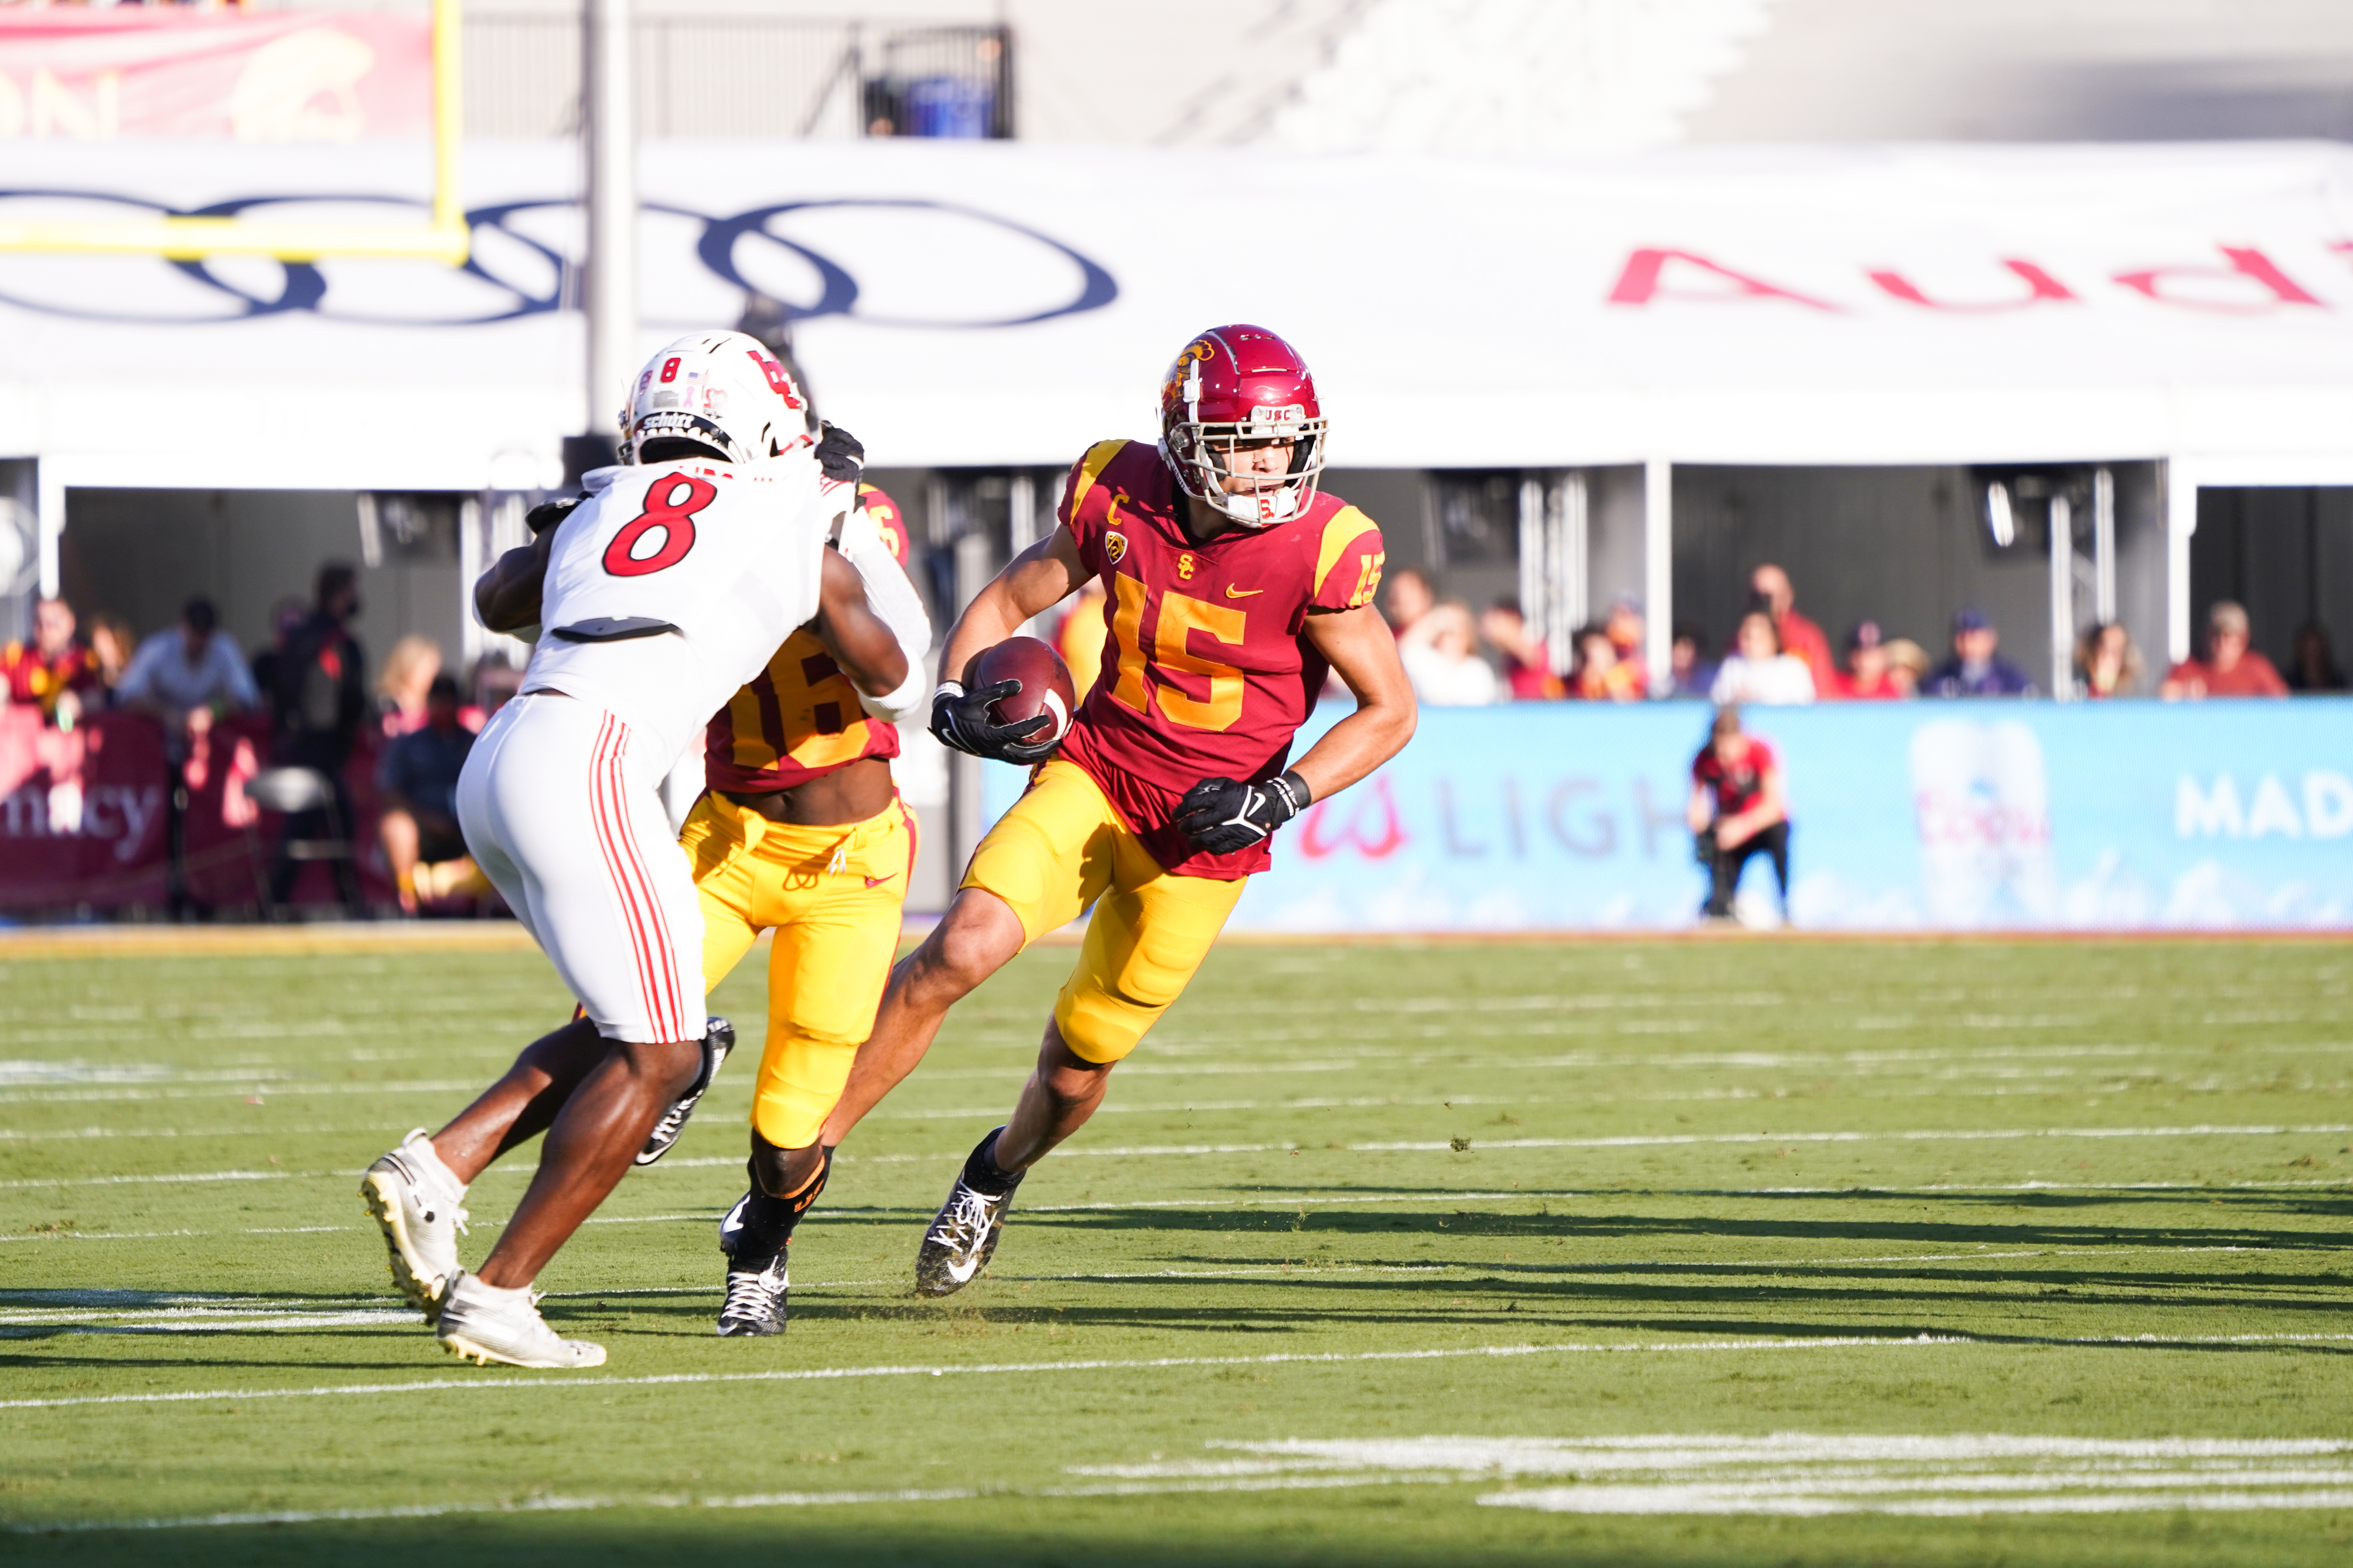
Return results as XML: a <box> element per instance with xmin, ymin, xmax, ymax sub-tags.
<box><xmin>1022</xmin><ymin>1193</ymin><xmax>2353</xmax><ymax>1253</ymax></box>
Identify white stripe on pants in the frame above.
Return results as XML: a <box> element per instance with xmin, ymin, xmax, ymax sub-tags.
<box><xmin>458</xmin><ymin>692</ymin><xmax>703</xmax><ymax>1044</ymax></box>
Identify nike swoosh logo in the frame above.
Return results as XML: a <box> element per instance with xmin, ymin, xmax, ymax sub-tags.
<box><xmin>864</xmin><ymin>871</ymin><xmax>899</xmax><ymax>887</ymax></box>
<box><xmin>1225</xmin><ymin>586</ymin><xmax>1264</xmax><ymax>598</ymax></box>
<box><xmin>944</xmin><ymin>1255</ymin><xmax>981</xmax><ymax>1283</ymax></box>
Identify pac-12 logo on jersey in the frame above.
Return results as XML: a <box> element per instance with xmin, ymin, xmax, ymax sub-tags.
<box><xmin>1104</xmin><ymin>531</ymin><xmax>1128</xmax><ymax>566</ymax></box>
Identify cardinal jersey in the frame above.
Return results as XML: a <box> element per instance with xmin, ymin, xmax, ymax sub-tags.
<box><xmin>1054</xmin><ymin>438</ymin><xmax>1383</xmax><ymax>878</ymax></box>
<box><xmin>703</xmin><ymin>481</ymin><xmax>912</xmax><ymax>794</ymax></box>
<box><xmin>524</xmin><ymin>452</ymin><xmax>844</xmax><ymax>766</ymax></box>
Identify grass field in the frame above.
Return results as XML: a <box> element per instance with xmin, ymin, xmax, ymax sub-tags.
<box><xmin>3</xmin><ymin>931</ymin><xmax>2351</xmax><ymax>1566</ymax></box>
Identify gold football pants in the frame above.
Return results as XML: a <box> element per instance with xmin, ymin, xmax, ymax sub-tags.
<box><xmin>683</xmin><ymin>790</ymin><xmax>915</xmax><ymax>1149</ymax></box>
<box><xmin>960</xmin><ymin>759</ymin><xmax>1246</xmax><ymax>1064</ymax></box>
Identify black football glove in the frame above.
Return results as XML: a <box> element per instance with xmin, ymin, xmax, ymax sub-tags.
<box><xmin>1693</xmin><ymin>825</ymin><xmax>1718</xmax><ymax>869</ymax></box>
<box><xmin>1173</xmin><ymin>771</ymin><xmax>1312</xmax><ymax>855</ymax></box>
<box><xmin>930</xmin><ymin>680</ymin><xmax>1058</xmax><ymax>764</ymax></box>
<box><xmin>524</xmin><ymin>495</ymin><xmax>582</xmax><ymax>535</ymax></box>
<box><xmin>816</xmin><ymin>420</ymin><xmax>864</xmax><ymax>484</ymax></box>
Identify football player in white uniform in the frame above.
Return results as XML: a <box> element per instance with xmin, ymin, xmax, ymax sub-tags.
<box><xmin>359</xmin><ymin>331</ymin><xmax>918</xmax><ymax>1369</ymax></box>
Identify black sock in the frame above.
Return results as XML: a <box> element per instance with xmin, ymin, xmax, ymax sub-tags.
<box><xmin>960</xmin><ymin>1126</ymin><xmax>1025</xmax><ymax>1198</ymax></box>
<box><xmin>729</xmin><ymin>1147</ymin><xmax>834</xmax><ymax>1267</ymax></box>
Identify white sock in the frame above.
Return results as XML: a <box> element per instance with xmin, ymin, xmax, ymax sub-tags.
<box><xmin>460</xmin><ymin>1275</ymin><xmax>534</xmax><ymax>1306</ymax></box>
<box><xmin>402</xmin><ymin>1128</ymin><xmax>468</xmax><ymax>1198</ymax></box>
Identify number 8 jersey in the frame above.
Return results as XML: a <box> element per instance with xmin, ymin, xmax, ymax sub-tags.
<box><xmin>1054</xmin><ymin>437</ymin><xmax>1384</xmax><ymax>879</ymax></box>
<box><xmin>523</xmin><ymin>450</ymin><xmax>848</xmax><ymax>766</ymax></box>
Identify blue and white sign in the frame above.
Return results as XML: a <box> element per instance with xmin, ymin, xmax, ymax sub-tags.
<box><xmin>984</xmin><ymin>701</ymin><xmax>2353</xmax><ymax>931</ymax></box>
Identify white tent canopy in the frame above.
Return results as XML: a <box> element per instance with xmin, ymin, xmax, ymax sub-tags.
<box><xmin>7</xmin><ymin>136</ymin><xmax>2353</xmax><ymax>653</ymax></box>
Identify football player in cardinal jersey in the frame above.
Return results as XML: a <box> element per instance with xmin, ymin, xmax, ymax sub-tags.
<box><xmin>817</xmin><ymin>324</ymin><xmax>1417</xmax><ymax>1296</ymax></box>
<box><xmin>683</xmin><ymin>477</ymin><xmax>932</xmax><ymax>1338</ymax></box>
<box><xmin>357</xmin><ymin>331</ymin><xmax>916</xmax><ymax>1368</ymax></box>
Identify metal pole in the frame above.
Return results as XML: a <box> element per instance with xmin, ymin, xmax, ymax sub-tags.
<box><xmin>2165</xmin><ymin>459</ymin><xmax>2195</xmax><ymax>664</ymax></box>
<box><xmin>1642</xmin><ymin>459</ymin><xmax>1672</xmax><ymax>696</ymax></box>
<box><xmin>2048</xmin><ymin>492</ymin><xmax>2074</xmax><ymax>699</ymax></box>
<box><xmin>585</xmin><ymin>0</ymin><xmax>637</xmax><ymax>442</ymax></box>
<box><xmin>2092</xmin><ymin>467</ymin><xmax>2116</xmax><ymax>626</ymax></box>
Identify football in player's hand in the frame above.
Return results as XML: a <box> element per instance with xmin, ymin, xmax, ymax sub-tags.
<box><xmin>963</xmin><ymin>636</ymin><xmax>1077</xmax><ymax>749</ymax></box>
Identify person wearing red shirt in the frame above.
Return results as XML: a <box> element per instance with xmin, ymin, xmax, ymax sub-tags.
<box><xmin>1687</xmin><ymin>705</ymin><xmax>1791</xmax><ymax>923</ymax></box>
<box><xmin>1</xmin><ymin>597</ymin><xmax>99</xmax><ymax>727</ymax></box>
<box><xmin>2162</xmin><ymin>601</ymin><xmax>2289</xmax><ymax>699</ymax></box>
<box><xmin>1751</xmin><ymin>563</ymin><xmax>1835</xmax><ymax>697</ymax></box>
<box><xmin>1831</xmin><ymin>620</ymin><xmax>1904</xmax><ymax>700</ymax></box>
<box><xmin>818</xmin><ymin>324</ymin><xmax>1416</xmax><ymax>1297</ymax></box>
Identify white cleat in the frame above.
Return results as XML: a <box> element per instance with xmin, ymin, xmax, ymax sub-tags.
<box><xmin>360</xmin><ymin>1129</ymin><xmax>470</xmax><ymax>1323</ymax></box>
<box><xmin>434</xmin><ymin>1272</ymin><xmax>607</xmax><ymax>1369</ymax></box>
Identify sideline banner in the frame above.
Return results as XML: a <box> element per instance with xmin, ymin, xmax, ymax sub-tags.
<box><xmin>983</xmin><ymin>701</ymin><xmax>2353</xmax><ymax>931</ymax></box>
<box><xmin>0</xmin><ymin>707</ymin><xmax>169</xmax><ymax>908</ymax></box>
<box><xmin>0</xmin><ymin>13</ymin><xmax>430</xmax><ymax>142</ymax></box>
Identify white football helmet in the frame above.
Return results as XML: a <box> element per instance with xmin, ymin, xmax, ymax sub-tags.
<box><xmin>618</xmin><ymin>331</ymin><xmax>810</xmax><ymax>466</ymax></box>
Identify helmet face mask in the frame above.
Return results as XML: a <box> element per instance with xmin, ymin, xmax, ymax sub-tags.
<box><xmin>618</xmin><ymin>331</ymin><xmax>809</xmax><ymax>469</ymax></box>
<box><xmin>1158</xmin><ymin>324</ymin><xmax>1328</xmax><ymax>528</ymax></box>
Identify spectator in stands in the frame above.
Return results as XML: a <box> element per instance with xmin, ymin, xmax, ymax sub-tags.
<box><xmin>1750</xmin><ymin>563</ymin><xmax>1835</xmax><ymax>694</ymax></box>
<box><xmin>1832</xmin><ymin>621</ymin><xmax>1904</xmax><ymax>699</ymax></box>
<box><xmin>118</xmin><ymin>596</ymin><xmax>260</xmax><ymax>757</ymax></box>
<box><xmin>84</xmin><ymin>613</ymin><xmax>137</xmax><ymax>712</ymax></box>
<box><xmin>376</xmin><ymin>635</ymin><xmax>442</xmax><ymax>736</ymax></box>
<box><xmin>1055</xmin><ymin>578</ymin><xmax>1109</xmax><ymax>701</ymax></box>
<box><xmin>2162</xmin><ymin>601</ymin><xmax>2287</xmax><ymax>700</ymax></box>
<box><xmin>378</xmin><ymin>674</ymin><xmax>484</xmax><ymax>915</ymax></box>
<box><xmin>268</xmin><ymin>563</ymin><xmax>368</xmax><ymax>912</ymax></box>
<box><xmin>2286</xmin><ymin>621</ymin><xmax>2346</xmax><ymax>694</ymax></box>
<box><xmin>1</xmin><ymin>596</ymin><xmax>98</xmax><ymax>728</ymax></box>
<box><xmin>1603</xmin><ymin>595</ymin><xmax>1649</xmax><ymax>697</ymax></box>
<box><xmin>1662</xmin><ymin>623</ymin><xmax>1717</xmax><ymax>699</ymax></box>
<box><xmin>2076</xmin><ymin>622</ymin><xmax>2144</xmax><ymax>699</ymax></box>
<box><xmin>1923</xmin><ymin>609</ymin><xmax>2035</xmax><ymax>698</ymax></box>
<box><xmin>249</xmin><ymin>595</ymin><xmax>309</xmax><ymax>700</ymax></box>
<box><xmin>1687</xmin><ymin>705</ymin><xmax>1791</xmax><ymax>924</ymax></box>
<box><xmin>1383</xmin><ymin>566</ymin><xmax>1435</xmax><ymax>640</ymax></box>
<box><xmin>1399</xmin><ymin>600</ymin><xmax>1499</xmax><ymax>705</ymax></box>
<box><xmin>1570</xmin><ymin>622</ymin><xmax>1642</xmax><ymax>701</ymax></box>
<box><xmin>1711</xmin><ymin>607</ymin><xmax>1816</xmax><ymax>705</ymax></box>
<box><xmin>1481</xmin><ymin>599</ymin><xmax>1563</xmax><ymax>699</ymax></box>
<box><xmin>1883</xmin><ymin>638</ymin><xmax>1929</xmax><ymax>698</ymax></box>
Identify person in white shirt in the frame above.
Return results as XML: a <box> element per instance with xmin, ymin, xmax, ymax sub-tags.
<box><xmin>117</xmin><ymin>597</ymin><xmax>260</xmax><ymax>755</ymax></box>
<box><xmin>1710</xmin><ymin>608</ymin><xmax>1817</xmax><ymax>706</ymax></box>
<box><xmin>1399</xmin><ymin>600</ymin><xmax>1501</xmax><ymax>706</ymax></box>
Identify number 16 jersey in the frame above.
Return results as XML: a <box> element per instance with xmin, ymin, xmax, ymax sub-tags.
<box><xmin>1054</xmin><ymin>438</ymin><xmax>1384</xmax><ymax>880</ymax></box>
<box><xmin>524</xmin><ymin>451</ymin><xmax>847</xmax><ymax>765</ymax></box>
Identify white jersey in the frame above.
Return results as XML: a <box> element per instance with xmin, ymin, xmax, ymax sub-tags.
<box><xmin>520</xmin><ymin>451</ymin><xmax>847</xmax><ymax>763</ymax></box>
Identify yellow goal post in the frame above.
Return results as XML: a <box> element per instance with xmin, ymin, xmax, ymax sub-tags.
<box><xmin>0</xmin><ymin>0</ymin><xmax>468</xmax><ymax>265</ymax></box>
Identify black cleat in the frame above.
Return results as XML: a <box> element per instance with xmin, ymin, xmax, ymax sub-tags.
<box><xmin>637</xmin><ymin>1016</ymin><xmax>735</xmax><ymax>1166</ymax></box>
<box><xmin>915</xmin><ymin>1174</ymin><xmax>1014</xmax><ymax>1297</ymax></box>
<box><xmin>715</xmin><ymin>1190</ymin><xmax>787</xmax><ymax>1336</ymax></box>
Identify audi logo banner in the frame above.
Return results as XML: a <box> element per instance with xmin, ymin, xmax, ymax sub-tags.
<box><xmin>4</xmin><ymin>138</ymin><xmax>2353</xmax><ymax>488</ymax></box>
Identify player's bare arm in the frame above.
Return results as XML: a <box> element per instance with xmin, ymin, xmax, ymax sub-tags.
<box><xmin>1289</xmin><ymin>600</ymin><xmax>1416</xmax><ymax>801</ymax></box>
<box><xmin>942</xmin><ymin>525</ymin><xmax>1090</xmax><ymax>675</ymax></box>
<box><xmin>473</xmin><ymin>524</ymin><xmax>555</xmax><ymax>633</ymax></box>
<box><xmin>809</xmin><ymin>546</ymin><xmax>910</xmax><ymax>699</ymax></box>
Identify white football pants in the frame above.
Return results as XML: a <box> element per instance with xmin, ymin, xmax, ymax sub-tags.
<box><xmin>458</xmin><ymin>691</ymin><xmax>704</xmax><ymax>1044</ymax></box>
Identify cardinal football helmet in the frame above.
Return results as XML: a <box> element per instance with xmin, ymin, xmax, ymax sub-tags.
<box><xmin>619</xmin><ymin>331</ymin><xmax>810</xmax><ymax>467</ymax></box>
<box><xmin>1158</xmin><ymin>324</ymin><xmax>1328</xmax><ymax>527</ymax></box>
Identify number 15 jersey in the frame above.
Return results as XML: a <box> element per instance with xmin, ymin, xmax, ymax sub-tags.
<box><xmin>523</xmin><ymin>451</ymin><xmax>847</xmax><ymax>766</ymax></box>
<box><xmin>1054</xmin><ymin>438</ymin><xmax>1384</xmax><ymax>879</ymax></box>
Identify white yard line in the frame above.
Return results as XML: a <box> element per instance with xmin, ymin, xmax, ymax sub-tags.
<box><xmin>10</xmin><ymin>1331</ymin><xmax>2353</xmax><ymax>1415</ymax></box>
<box><xmin>18</xmin><ymin>1430</ymin><xmax>2353</xmax><ymax>1533</ymax></box>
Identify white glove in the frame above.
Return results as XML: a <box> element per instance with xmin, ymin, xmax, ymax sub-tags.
<box><xmin>836</xmin><ymin>508</ymin><xmax>933</xmax><ymax>725</ymax></box>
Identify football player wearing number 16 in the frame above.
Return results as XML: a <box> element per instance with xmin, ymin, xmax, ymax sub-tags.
<box><xmin>357</xmin><ymin>331</ymin><xmax>901</xmax><ymax>1369</ymax></box>
<box><xmin>817</xmin><ymin>323</ymin><xmax>1417</xmax><ymax>1295</ymax></box>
